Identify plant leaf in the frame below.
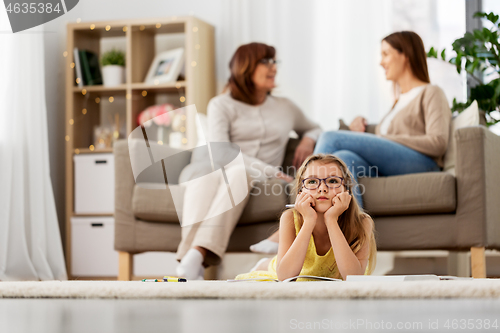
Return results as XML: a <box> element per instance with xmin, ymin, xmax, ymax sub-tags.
<box><xmin>471</xmin><ymin>85</ymin><xmax>495</xmax><ymax>100</ymax></box>
<box><xmin>427</xmin><ymin>47</ymin><xmax>438</xmax><ymax>58</ymax></box>
<box><xmin>101</xmin><ymin>48</ymin><xmax>126</xmax><ymax>67</ymax></box>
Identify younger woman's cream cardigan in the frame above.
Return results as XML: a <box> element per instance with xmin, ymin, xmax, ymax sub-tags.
<box><xmin>375</xmin><ymin>84</ymin><xmax>451</xmax><ymax>168</ymax></box>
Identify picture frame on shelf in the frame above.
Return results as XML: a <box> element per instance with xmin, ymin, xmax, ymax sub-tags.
<box><xmin>144</xmin><ymin>48</ymin><xmax>184</xmax><ymax>84</ymax></box>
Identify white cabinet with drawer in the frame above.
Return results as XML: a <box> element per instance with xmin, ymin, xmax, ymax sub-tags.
<box><xmin>71</xmin><ymin>216</ymin><xmax>118</xmax><ymax>277</ymax></box>
<box><xmin>74</xmin><ymin>153</ymin><xmax>114</xmax><ymax>214</ymax></box>
<box><xmin>71</xmin><ymin>216</ymin><xmax>179</xmax><ymax>278</ymax></box>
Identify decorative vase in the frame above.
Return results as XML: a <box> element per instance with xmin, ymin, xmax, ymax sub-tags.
<box><xmin>102</xmin><ymin>65</ymin><xmax>125</xmax><ymax>87</ymax></box>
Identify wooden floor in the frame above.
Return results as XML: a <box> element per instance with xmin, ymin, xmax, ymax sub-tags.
<box><xmin>1</xmin><ymin>298</ymin><xmax>499</xmax><ymax>332</ymax></box>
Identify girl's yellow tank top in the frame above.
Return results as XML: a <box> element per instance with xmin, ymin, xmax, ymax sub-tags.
<box><xmin>235</xmin><ymin>210</ymin><xmax>354</xmax><ymax>281</ymax></box>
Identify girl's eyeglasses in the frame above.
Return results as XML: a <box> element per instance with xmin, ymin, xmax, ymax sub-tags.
<box><xmin>302</xmin><ymin>176</ymin><xmax>344</xmax><ymax>190</ymax></box>
<box><xmin>258</xmin><ymin>58</ymin><xmax>280</xmax><ymax>68</ymax></box>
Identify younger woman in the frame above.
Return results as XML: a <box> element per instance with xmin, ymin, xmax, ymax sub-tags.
<box><xmin>236</xmin><ymin>154</ymin><xmax>376</xmax><ymax>281</ymax></box>
<box><xmin>249</xmin><ymin>30</ymin><xmax>451</xmax><ymax>254</ymax></box>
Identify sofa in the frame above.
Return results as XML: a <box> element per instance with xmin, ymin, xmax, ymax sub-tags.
<box><xmin>114</xmin><ymin>137</ymin><xmax>299</xmax><ymax>280</ymax></box>
<box><xmin>114</xmin><ymin>125</ymin><xmax>500</xmax><ymax>280</ymax></box>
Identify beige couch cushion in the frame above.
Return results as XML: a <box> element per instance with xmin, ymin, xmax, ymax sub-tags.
<box><xmin>359</xmin><ymin>172</ymin><xmax>456</xmax><ymax>216</ymax></box>
<box><xmin>132</xmin><ymin>183</ymin><xmax>182</xmax><ymax>223</ymax></box>
<box><xmin>132</xmin><ymin>178</ymin><xmax>289</xmax><ymax>225</ymax></box>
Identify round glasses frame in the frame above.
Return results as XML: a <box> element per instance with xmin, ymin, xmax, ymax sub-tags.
<box><xmin>301</xmin><ymin>176</ymin><xmax>344</xmax><ymax>190</ymax></box>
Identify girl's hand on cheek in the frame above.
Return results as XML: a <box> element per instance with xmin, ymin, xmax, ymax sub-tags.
<box><xmin>295</xmin><ymin>192</ymin><xmax>317</xmax><ymax>226</ymax></box>
<box><xmin>325</xmin><ymin>192</ymin><xmax>351</xmax><ymax>221</ymax></box>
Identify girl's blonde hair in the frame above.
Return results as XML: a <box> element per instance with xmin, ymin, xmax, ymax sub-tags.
<box><xmin>290</xmin><ymin>153</ymin><xmax>377</xmax><ymax>275</ymax></box>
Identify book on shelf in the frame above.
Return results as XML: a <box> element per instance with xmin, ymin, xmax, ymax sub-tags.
<box><xmin>73</xmin><ymin>48</ymin><xmax>83</xmax><ymax>88</ymax></box>
<box><xmin>75</xmin><ymin>49</ymin><xmax>102</xmax><ymax>86</ymax></box>
<box><xmin>227</xmin><ymin>275</ymin><xmax>342</xmax><ymax>282</ymax></box>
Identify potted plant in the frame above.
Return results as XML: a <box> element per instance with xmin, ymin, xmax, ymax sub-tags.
<box><xmin>101</xmin><ymin>49</ymin><xmax>125</xmax><ymax>87</ymax></box>
<box><xmin>427</xmin><ymin>11</ymin><xmax>500</xmax><ymax>127</ymax></box>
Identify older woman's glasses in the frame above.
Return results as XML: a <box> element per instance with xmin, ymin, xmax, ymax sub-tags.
<box><xmin>302</xmin><ymin>176</ymin><xmax>344</xmax><ymax>190</ymax></box>
<box><xmin>258</xmin><ymin>58</ymin><xmax>280</xmax><ymax>67</ymax></box>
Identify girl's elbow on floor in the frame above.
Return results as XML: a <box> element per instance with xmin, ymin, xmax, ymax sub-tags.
<box><xmin>276</xmin><ymin>272</ymin><xmax>293</xmax><ymax>282</ymax></box>
<box><xmin>275</xmin><ymin>266</ymin><xmax>287</xmax><ymax>281</ymax></box>
<box><xmin>276</xmin><ymin>266</ymin><xmax>298</xmax><ymax>282</ymax></box>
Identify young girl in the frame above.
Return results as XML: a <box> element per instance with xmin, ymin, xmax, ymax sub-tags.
<box><xmin>236</xmin><ymin>154</ymin><xmax>376</xmax><ymax>281</ymax></box>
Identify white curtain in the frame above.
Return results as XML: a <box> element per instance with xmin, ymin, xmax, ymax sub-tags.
<box><xmin>0</xmin><ymin>10</ymin><xmax>67</xmax><ymax>280</ymax></box>
<box><xmin>217</xmin><ymin>0</ymin><xmax>394</xmax><ymax>130</ymax></box>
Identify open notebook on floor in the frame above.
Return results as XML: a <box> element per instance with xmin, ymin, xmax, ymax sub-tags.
<box><xmin>227</xmin><ymin>275</ymin><xmax>472</xmax><ymax>282</ymax></box>
<box><xmin>345</xmin><ymin>275</ymin><xmax>473</xmax><ymax>282</ymax></box>
<box><xmin>227</xmin><ymin>275</ymin><xmax>342</xmax><ymax>282</ymax></box>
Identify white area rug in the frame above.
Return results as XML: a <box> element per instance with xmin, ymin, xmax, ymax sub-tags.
<box><xmin>0</xmin><ymin>280</ymin><xmax>500</xmax><ymax>299</ymax></box>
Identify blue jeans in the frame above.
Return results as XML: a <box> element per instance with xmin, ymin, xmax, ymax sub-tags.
<box><xmin>313</xmin><ymin>130</ymin><xmax>440</xmax><ymax>208</ymax></box>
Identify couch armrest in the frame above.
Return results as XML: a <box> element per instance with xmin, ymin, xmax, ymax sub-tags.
<box><xmin>365</xmin><ymin>124</ymin><xmax>377</xmax><ymax>134</ymax></box>
<box><xmin>455</xmin><ymin>126</ymin><xmax>500</xmax><ymax>248</ymax></box>
<box><xmin>338</xmin><ymin>119</ymin><xmax>377</xmax><ymax>134</ymax></box>
<box><xmin>114</xmin><ymin>139</ymin><xmax>192</xmax><ymax>252</ymax></box>
<box><xmin>114</xmin><ymin>140</ymin><xmax>137</xmax><ymax>252</ymax></box>
<box><xmin>339</xmin><ymin>119</ymin><xmax>350</xmax><ymax>130</ymax></box>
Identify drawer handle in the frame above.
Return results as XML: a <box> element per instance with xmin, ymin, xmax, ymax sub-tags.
<box><xmin>91</xmin><ymin>223</ymin><xmax>104</xmax><ymax>227</ymax></box>
<box><xmin>95</xmin><ymin>160</ymin><xmax>107</xmax><ymax>164</ymax></box>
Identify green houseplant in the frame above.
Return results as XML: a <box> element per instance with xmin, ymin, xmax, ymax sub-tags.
<box><xmin>428</xmin><ymin>11</ymin><xmax>500</xmax><ymax>126</ymax></box>
<box><xmin>101</xmin><ymin>49</ymin><xmax>126</xmax><ymax>87</ymax></box>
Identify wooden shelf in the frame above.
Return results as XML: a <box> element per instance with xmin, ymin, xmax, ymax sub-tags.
<box><xmin>69</xmin><ymin>16</ymin><xmax>189</xmax><ymax>34</ymax></box>
<box><xmin>130</xmin><ymin>80</ymin><xmax>186</xmax><ymax>91</ymax></box>
<box><xmin>73</xmin><ymin>85</ymin><xmax>127</xmax><ymax>94</ymax></box>
<box><xmin>65</xmin><ymin>16</ymin><xmax>215</xmax><ymax>278</ymax></box>
<box><xmin>72</xmin><ymin>82</ymin><xmax>185</xmax><ymax>94</ymax></box>
<box><xmin>130</xmin><ymin>22</ymin><xmax>185</xmax><ymax>34</ymax></box>
<box><xmin>74</xmin><ymin>148</ymin><xmax>114</xmax><ymax>154</ymax></box>
<box><xmin>72</xmin><ymin>213</ymin><xmax>114</xmax><ymax>217</ymax></box>
<box><xmin>72</xmin><ymin>25</ymin><xmax>127</xmax><ymax>38</ymax></box>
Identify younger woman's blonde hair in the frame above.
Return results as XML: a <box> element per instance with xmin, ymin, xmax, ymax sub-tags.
<box><xmin>289</xmin><ymin>153</ymin><xmax>377</xmax><ymax>275</ymax></box>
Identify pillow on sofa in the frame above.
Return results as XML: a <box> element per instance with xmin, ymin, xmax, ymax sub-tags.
<box><xmin>443</xmin><ymin>100</ymin><xmax>479</xmax><ymax>174</ymax></box>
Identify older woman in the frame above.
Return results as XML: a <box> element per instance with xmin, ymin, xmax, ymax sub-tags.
<box><xmin>175</xmin><ymin>42</ymin><xmax>321</xmax><ymax>280</ymax></box>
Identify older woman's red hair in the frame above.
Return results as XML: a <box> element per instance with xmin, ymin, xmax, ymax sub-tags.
<box><xmin>225</xmin><ymin>42</ymin><xmax>276</xmax><ymax>105</ymax></box>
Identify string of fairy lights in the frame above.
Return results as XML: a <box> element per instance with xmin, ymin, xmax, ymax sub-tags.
<box><xmin>64</xmin><ymin>17</ymin><xmax>201</xmax><ymax>153</ymax></box>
